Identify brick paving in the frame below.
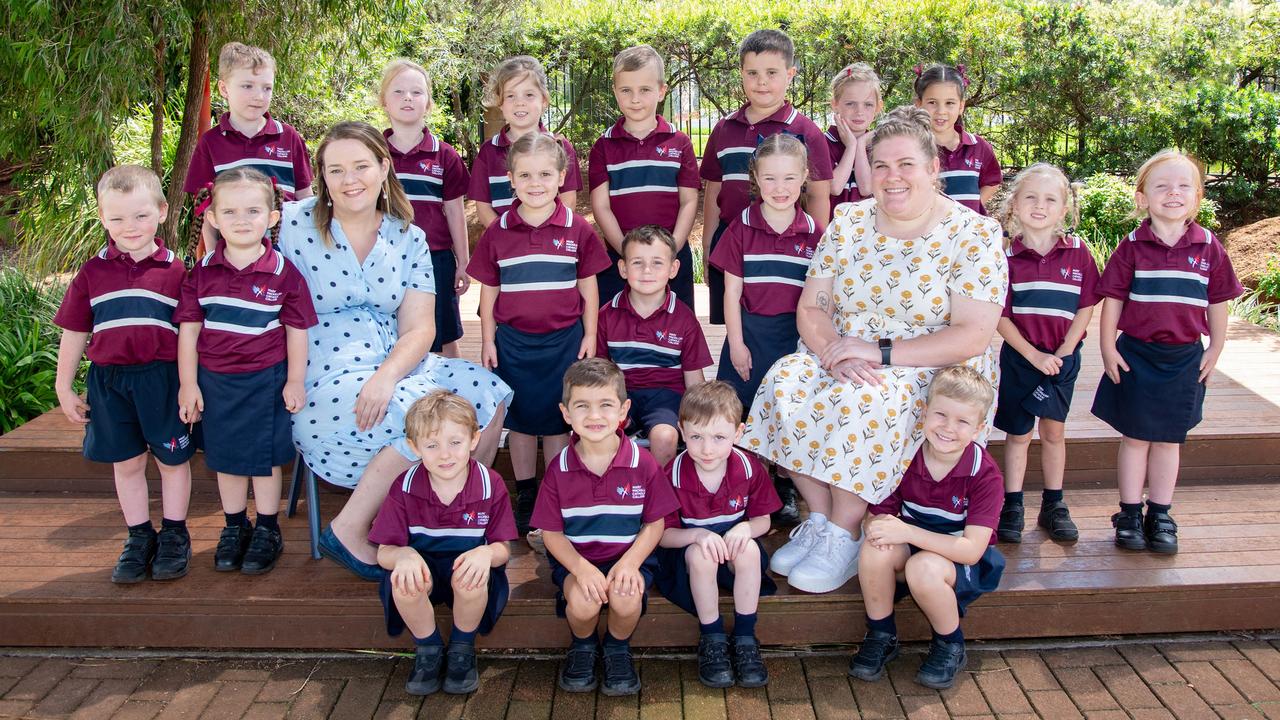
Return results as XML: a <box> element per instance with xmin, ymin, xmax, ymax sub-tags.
<box><xmin>1</xmin><ymin>638</ymin><xmax>1279</xmax><ymax>719</ymax></box>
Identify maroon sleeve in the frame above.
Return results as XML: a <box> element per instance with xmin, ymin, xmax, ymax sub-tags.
<box><xmin>575</xmin><ymin>222</ymin><xmax>612</xmax><ymax>277</ymax></box>
<box><xmin>676</xmin><ymin>133</ymin><xmax>700</xmax><ymax>189</ymax></box>
<box><xmin>707</xmin><ymin>221</ymin><xmax>745</xmax><ymax>275</ymax></box>
<box><xmin>661</xmin><ymin>457</ymin><xmax>682</xmax><ymax>529</ymax></box>
<box><xmin>278</xmin><ymin>260</ymin><xmax>318</xmax><ymax>329</ymax></box>
<box><xmin>465</xmin><ymin>228</ymin><xmax>501</xmax><ymax>286</ymax></box>
<box><xmin>559</xmin><ymin>137</ymin><xmax>583</xmax><ymax>193</ymax></box>
<box><xmin>467</xmin><ymin>147</ymin><xmax>494</xmax><ymax>204</ymax></box>
<box><xmin>1001</xmin><ymin>268</ymin><xmax>1015</xmax><ymax>318</ymax></box>
<box><xmin>1077</xmin><ymin>243</ymin><xmax>1103</xmax><ymax>309</ymax></box>
<box><xmin>977</xmin><ymin>137</ymin><xmax>1002</xmax><ymax>187</ymax></box>
<box><xmin>699</xmin><ymin>122</ymin><xmax>725</xmax><ymax>183</ymax></box>
<box><xmin>1207</xmin><ymin>237</ymin><xmax>1244</xmax><ymax>304</ymax></box>
<box><xmin>800</xmin><ymin>117</ymin><xmax>833</xmax><ymax>181</ymax></box>
<box><xmin>587</xmin><ymin>136</ymin><xmax>609</xmax><ymax>190</ymax></box>
<box><xmin>965</xmin><ymin>451</ymin><xmax>1005</xmax><ymax>535</ymax></box>
<box><xmin>172</xmin><ymin>268</ymin><xmax>204</xmax><ymax>324</ymax></box>
<box><xmin>1096</xmin><ymin>240</ymin><xmax>1135</xmax><ymax>301</ymax></box>
<box><xmin>484</xmin><ymin>469</ymin><xmax>519</xmax><ymax>543</ymax></box>
<box><xmin>640</xmin><ymin>453</ymin><xmax>682</xmax><ymax>523</ymax></box>
<box><xmin>289</xmin><ymin>126</ymin><xmax>313</xmax><ymax>195</ymax></box>
<box><xmin>183</xmin><ymin>134</ymin><xmax>215</xmax><ymax>195</ymax></box>
<box><xmin>367</xmin><ymin>478</ymin><xmax>411</xmax><ymax>547</ymax></box>
<box><xmin>596</xmin><ymin>307</ymin><xmax>612</xmax><ymax>360</ymax></box>
<box><xmin>868</xmin><ymin>489</ymin><xmax>903</xmax><ymax>518</ymax></box>
<box><xmin>441</xmin><ymin>143</ymin><xmax>470</xmax><ymax>201</ymax></box>
<box><xmin>53</xmin><ymin>266</ymin><xmax>94</xmax><ymax>332</ymax></box>
<box><xmin>744</xmin><ymin>454</ymin><xmax>782</xmax><ymax>519</ymax></box>
<box><xmin>529</xmin><ymin>465</ymin><xmax>564</xmax><ymax>532</ymax></box>
<box><xmin>680</xmin><ymin>309</ymin><xmax>714</xmax><ymax>371</ymax></box>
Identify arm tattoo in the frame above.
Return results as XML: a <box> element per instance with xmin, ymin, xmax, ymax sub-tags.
<box><xmin>816</xmin><ymin>291</ymin><xmax>832</xmax><ymax>314</ymax></box>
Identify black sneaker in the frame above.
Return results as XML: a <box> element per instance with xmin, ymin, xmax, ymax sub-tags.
<box><xmin>697</xmin><ymin>633</ymin><xmax>733</xmax><ymax>688</ymax></box>
<box><xmin>405</xmin><ymin>644</ymin><xmax>445</xmax><ymax>695</ymax></box>
<box><xmin>915</xmin><ymin>637</ymin><xmax>966</xmax><ymax>689</ymax></box>
<box><xmin>771</xmin><ymin>474</ymin><xmax>801</xmax><ymax>526</ymax></box>
<box><xmin>997</xmin><ymin>501</ymin><xmax>1024</xmax><ymax>543</ymax></box>
<box><xmin>848</xmin><ymin>629</ymin><xmax>900</xmax><ymax>682</ymax></box>
<box><xmin>515</xmin><ymin>484</ymin><xmax>538</xmax><ymax>536</ymax></box>
<box><xmin>151</xmin><ymin>525</ymin><xmax>190</xmax><ymax>581</ymax></box>
<box><xmin>601</xmin><ymin>643</ymin><xmax>641</xmax><ymax>696</ymax></box>
<box><xmin>1144</xmin><ymin>510</ymin><xmax>1179</xmax><ymax>554</ymax></box>
<box><xmin>443</xmin><ymin>642</ymin><xmax>479</xmax><ymax>694</ymax></box>
<box><xmin>241</xmin><ymin>524</ymin><xmax>284</xmax><ymax>575</ymax></box>
<box><xmin>1037</xmin><ymin>501</ymin><xmax>1079</xmax><ymax>543</ymax></box>
<box><xmin>1112</xmin><ymin>510</ymin><xmax>1146</xmax><ymax>551</ymax></box>
<box><xmin>558</xmin><ymin>642</ymin><xmax>598</xmax><ymax>693</ymax></box>
<box><xmin>731</xmin><ymin>635</ymin><xmax>769</xmax><ymax>688</ymax></box>
<box><xmin>111</xmin><ymin>526</ymin><xmax>156</xmax><ymax>584</ymax></box>
<box><xmin>214</xmin><ymin>525</ymin><xmax>253</xmax><ymax>572</ymax></box>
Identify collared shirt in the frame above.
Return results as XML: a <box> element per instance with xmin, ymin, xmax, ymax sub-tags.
<box><xmin>869</xmin><ymin>442</ymin><xmax>1003</xmax><ymax>547</ymax></box>
<box><xmin>173</xmin><ymin>241</ymin><xmax>317</xmax><ymax>373</ymax></box>
<box><xmin>587</xmin><ymin>116</ymin><xmax>700</xmax><ymax>234</ymax></box>
<box><xmin>466</xmin><ymin>125</ymin><xmax>582</xmax><ymax>212</ymax></box>
<box><xmin>824</xmin><ymin>126</ymin><xmax>870</xmax><ymax>213</ymax></box>
<box><xmin>530</xmin><ymin>431</ymin><xmax>680</xmax><ymax>564</ymax></box>
<box><xmin>708</xmin><ymin>203</ymin><xmax>820</xmax><ymax>316</ymax></box>
<box><xmin>1002</xmin><ymin>234</ymin><xmax>1101</xmax><ymax>352</ymax></box>
<box><xmin>54</xmin><ymin>238</ymin><xmax>185</xmax><ymax>365</ymax></box>
<box><xmin>466</xmin><ymin>200</ymin><xmax>610</xmax><ymax>333</ymax></box>
<box><xmin>663</xmin><ymin>449</ymin><xmax>781</xmax><ymax>534</ymax></box>
<box><xmin>699</xmin><ymin>103</ymin><xmax>832</xmax><ymax>223</ymax></box>
<box><xmin>184</xmin><ymin>113</ymin><xmax>312</xmax><ymax>197</ymax></box>
<box><xmin>597</xmin><ymin>290</ymin><xmax>712</xmax><ymax>392</ymax></box>
<box><xmin>936</xmin><ymin>123</ymin><xmax>1001</xmax><ymax>215</ymax></box>
<box><xmin>1097</xmin><ymin>219</ymin><xmax>1243</xmax><ymax>344</ymax></box>
<box><xmin>385</xmin><ymin>128</ymin><xmax>470</xmax><ymax>251</ymax></box>
<box><xmin>368</xmin><ymin>460</ymin><xmax>517</xmax><ymax>556</ymax></box>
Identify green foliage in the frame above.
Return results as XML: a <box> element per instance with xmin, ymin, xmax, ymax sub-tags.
<box><xmin>0</xmin><ymin>269</ymin><xmax>76</xmax><ymax>435</ymax></box>
<box><xmin>1255</xmin><ymin>255</ymin><xmax>1280</xmax><ymax>302</ymax></box>
<box><xmin>1076</xmin><ymin>173</ymin><xmax>1219</xmax><ymax>262</ymax></box>
<box><xmin>1230</xmin><ymin>288</ymin><xmax>1280</xmax><ymax>332</ymax></box>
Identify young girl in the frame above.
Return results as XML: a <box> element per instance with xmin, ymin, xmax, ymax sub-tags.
<box><xmin>468</xmin><ymin>56</ymin><xmax>582</xmax><ymax>228</ymax></box>
<box><xmin>993</xmin><ymin>164</ymin><xmax>1100</xmax><ymax>545</ymax></box>
<box><xmin>1092</xmin><ymin>150</ymin><xmax>1241</xmax><ymax>555</ymax></box>
<box><xmin>176</xmin><ymin>167</ymin><xmax>317</xmax><ymax>575</ymax></box>
<box><xmin>912</xmin><ymin>63</ymin><xmax>1002</xmax><ymax>215</ymax></box>
<box><xmin>825</xmin><ymin>63</ymin><xmax>882</xmax><ymax>219</ymax></box>
<box><xmin>379</xmin><ymin>59</ymin><xmax>471</xmax><ymax>358</ymax></box>
<box><xmin>466</xmin><ymin>133</ymin><xmax>610</xmax><ymax>536</ymax></box>
<box><xmin>708</xmin><ymin>133</ymin><xmax>822</xmax><ymax>412</ymax></box>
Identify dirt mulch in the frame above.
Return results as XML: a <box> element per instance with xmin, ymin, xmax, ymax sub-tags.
<box><xmin>1223</xmin><ymin>215</ymin><xmax>1280</xmax><ymax>288</ymax></box>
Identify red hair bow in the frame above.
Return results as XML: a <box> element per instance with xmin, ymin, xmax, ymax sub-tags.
<box><xmin>955</xmin><ymin>63</ymin><xmax>971</xmax><ymax>88</ymax></box>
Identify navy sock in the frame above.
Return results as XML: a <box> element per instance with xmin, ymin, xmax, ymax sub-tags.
<box><xmin>934</xmin><ymin>627</ymin><xmax>964</xmax><ymax>644</ymax></box>
<box><xmin>571</xmin><ymin>632</ymin><xmax>597</xmax><ymax>648</ymax></box>
<box><xmin>1146</xmin><ymin>500</ymin><xmax>1171</xmax><ymax>514</ymax></box>
<box><xmin>225</xmin><ymin>510</ymin><xmax>249</xmax><ymax>528</ymax></box>
<box><xmin>732</xmin><ymin>612</ymin><xmax>757</xmax><ymax>638</ymax></box>
<box><xmin>128</xmin><ymin>521</ymin><xmax>155</xmax><ymax>534</ymax></box>
<box><xmin>603</xmin><ymin>632</ymin><xmax>629</xmax><ymax>649</ymax></box>
<box><xmin>413</xmin><ymin>629</ymin><xmax>443</xmax><ymax>647</ymax></box>
<box><xmin>450</xmin><ymin>625</ymin><xmax>477</xmax><ymax>647</ymax></box>
<box><xmin>1042</xmin><ymin>489</ymin><xmax>1064</xmax><ymax>506</ymax></box>
<box><xmin>700</xmin><ymin>617</ymin><xmax>725</xmax><ymax>636</ymax></box>
<box><xmin>867</xmin><ymin>613</ymin><xmax>897</xmax><ymax>636</ymax></box>
<box><xmin>515</xmin><ymin>478</ymin><xmax>538</xmax><ymax>493</ymax></box>
<box><xmin>1120</xmin><ymin>502</ymin><xmax>1143</xmax><ymax>516</ymax></box>
<box><xmin>1004</xmin><ymin>491</ymin><xmax>1024</xmax><ymax>506</ymax></box>
<box><xmin>256</xmin><ymin>512</ymin><xmax>279</xmax><ymax>532</ymax></box>
<box><xmin>160</xmin><ymin>517</ymin><xmax>186</xmax><ymax>531</ymax></box>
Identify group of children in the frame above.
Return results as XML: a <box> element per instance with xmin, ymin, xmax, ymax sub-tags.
<box><xmin>53</xmin><ymin>24</ymin><xmax>1242</xmax><ymax>701</ymax></box>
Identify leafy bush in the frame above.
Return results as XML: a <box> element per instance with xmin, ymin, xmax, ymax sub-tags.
<box><xmin>1076</xmin><ymin>173</ymin><xmax>1219</xmax><ymax>262</ymax></box>
<box><xmin>0</xmin><ymin>269</ymin><xmax>78</xmax><ymax>434</ymax></box>
<box><xmin>1255</xmin><ymin>255</ymin><xmax>1280</xmax><ymax>303</ymax></box>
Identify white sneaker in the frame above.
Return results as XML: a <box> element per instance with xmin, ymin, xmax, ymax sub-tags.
<box><xmin>787</xmin><ymin>525</ymin><xmax>862</xmax><ymax>594</ymax></box>
<box><xmin>769</xmin><ymin>513</ymin><xmax>828</xmax><ymax>576</ymax></box>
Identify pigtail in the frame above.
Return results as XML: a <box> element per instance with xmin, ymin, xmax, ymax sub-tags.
<box><xmin>190</xmin><ymin>187</ymin><xmax>211</xmax><ymax>258</ymax></box>
<box><xmin>1066</xmin><ymin>181</ymin><xmax>1084</xmax><ymax>237</ymax></box>
<box><xmin>270</xmin><ymin>180</ymin><xmax>286</xmax><ymax>248</ymax></box>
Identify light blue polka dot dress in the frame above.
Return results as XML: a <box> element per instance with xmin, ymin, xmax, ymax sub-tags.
<box><xmin>279</xmin><ymin>198</ymin><xmax>512</xmax><ymax>488</ymax></box>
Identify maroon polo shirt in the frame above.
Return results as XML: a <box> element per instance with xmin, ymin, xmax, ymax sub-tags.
<box><xmin>54</xmin><ymin>239</ymin><xmax>185</xmax><ymax>365</ymax></box>
<box><xmin>596</xmin><ymin>289</ymin><xmax>712</xmax><ymax>393</ymax></box>
<box><xmin>466</xmin><ymin>200</ymin><xmax>610</xmax><ymax>334</ymax></box>
<box><xmin>587</xmin><ymin>116</ymin><xmax>699</xmax><ymax>233</ymax></box>
<box><xmin>936</xmin><ymin>122</ymin><xmax>1002</xmax><ymax>215</ymax></box>
<box><xmin>663</xmin><ymin>448</ymin><xmax>781</xmax><ymax>533</ymax></box>
<box><xmin>825</xmin><ymin>126</ymin><xmax>871</xmax><ymax>212</ymax></box>
<box><xmin>385</xmin><ymin>128</ymin><xmax>470</xmax><ymax>251</ymax></box>
<box><xmin>530</xmin><ymin>431</ymin><xmax>680</xmax><ymax>564</ymax></box>
<box><xmin>699</xmin><ymin>102</ymin><xmax>832</xmax><ymax>224</ymax></box>
<box><xmin>369</xmin><ymin>460</ymin><xmax>517</xmax><ymax>555</ymax></box>
<box><xmin>184</xmin><ymin>113</ymin><xmax>313</xmax><ymax>198</ymax></box>
<box><xmin>173</xmin><ymin>241</ymin><xmax>317</xmax><ymax>373</ymax></box>
<box><xmin>869</xmin><ymin>442</ymin><xmax>1003</xmax><ymax>547</ymax></box>
<box><xmin>708</xmin><ymin>203</ymin><xmax>819</xmax><ymax>316</ymax></box>
<box><xmin>466</xmin><ymin>125</ymin><xmax>582</xmax><ymax>214</ymax></box>
<box><xmin>1001</xmin><ymin>235</ymin><xmax>1102</xmax><ymax>352</ymax></box>
<box><xmin>1096</xmin><ymin>219</ymin><xmax>1242</xmax><ymax>345</ymax></box>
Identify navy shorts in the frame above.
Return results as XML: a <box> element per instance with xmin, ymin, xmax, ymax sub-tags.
<box><xmin>198</xmin><ymin>361</ymin><xmax>295</xmax><ymax>476</ymax></box>
<box><xmin>717</xmin><ymin>311</ymin><xmax>798</xmax><ymax>416</ymax></box>
<box><xmin>654</xmin><ymin>539</ymin><xmax>776</xmax><ymax>616</ymax></box>
<box><xmin>597</xmin><ymin>242</ymin><xmax>696</xmax><ymax>314</ymax></box>
<box><xmin>1091</xmin><ymin>334</ymin><xmax>1205</xmax><ymax>443</ymax></box>
<box><xmin>894</xmin><ymin>545</ymin><xmax>1005</xmax><ymax>616</ymax></box>
<box><xmin>627</xmin><ymin>387</ymin><xmax>682</xmax><ymax>434</ymax></box>
<box><xmin>705</xmin><ymin>220</ymin><xmax>730</xmax><ymax>325</ymax></box>
<box><xmin>994</xmin><ymin>343</ymin><xmax>1082</xmax><ymax>435</ymax></box>
<box><xmin>378</xmin><ymin>551</ymin><xmax>510</xmax><ymax>637</ymax></box>
<box><xmin>83</xmin><ymin>361</ymin><xmax>196</xmax><ymax>466</ymax></box>
<box><xmin>428</xmin><ymin>249</ymin><xmax>463</xmax><ymax>351</ymax></box>
<box><xmin>495</xmin><ymin>321</ymin><xmax>581</xmax><ymax>435</ymax></box>
<box><xmin>548</xmin><ymin>552</ymin><xmax>658</xmax><ymax>618</ymax></box>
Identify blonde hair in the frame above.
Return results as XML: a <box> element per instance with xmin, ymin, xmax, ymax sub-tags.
<box><xmin>867</xmin><ymin>105</ymin><xmax>938</xmax><ymax>167</ymax></box>
<box><xmin>679</xmin><ymin>381</ymin><xmax>744</xmax><ymax>426</ymax></box>
<box><xmin>830</xmin><ymin>63</ymin><xmax>883</xmax><ymax>105</ymax></box>
<box><xmin>561</xmin><ymin>358</ymin><xmax>627</xmax><ymax>405</ymax></box>
<box><xmin>404</xmin><ymin>390</ymin><xmax>480</xmax><ymax>442</ymax></box>
<box><xmin>997</xmin><ymin>163</ymin><xmax>1081</xmax><ymax>246</ymax></box>
<box><xmin>218</xmin><ymin>42</ymin><xmax>275</xmax><ymax>77</ymax></box>
<box><xmin>189</xmin><ymin>167</ymin><xmax>283</xmax><ymax>254</ymax></box>
<box><xmin>311</xmin><ymin>122</ymin><xmax>413</xmax><ymax>247</ymax></box>
<box><xmin>927</xmin><ymin>365</ymin><xmax>995</xmax><ymax>418</ymax></box>
<box><xmin>483</xmin><ymin>56</ymin><xmax>550</xmax><ymax>109</ymax></box>
<box><xmin>1132</xmin><ymin>149</ymin><xmax>1205</xmax><ymax>222</ymax></box>
<box><xmin>507</xmin><ymin>132</ymin><xmax>567</xmax><ymax>173</ymax></box>
<box><xmin>614</xmin><ymin>45</ymin><xmax>664</xmax><ymax>81</ymax></box>
<box><xmin>749</xmin><ymin>133</ymin><xmax>808</xmax><ymax>199</ymax></box>
<box><xmin>378</xmin><ymin>59</ymin><xmax>434</xmax><ymax>115</ymax></box>
<box><xmin>97</xmin><ymin>165</ymin><xmax>165</xmax><ymax>207</ymax></box>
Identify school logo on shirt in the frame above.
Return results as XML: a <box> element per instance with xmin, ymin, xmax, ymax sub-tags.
<box><xmin>1060</xmin><ymin>267</ymin><xmax>1084</xmax><ymax>282</ymax></box>
<box><xmin>252</xmin><ymin>285</ymin><xmax>283</xmax><ymax>302</ymax></box>
<box><xmin>462</xmin><ymin>511</ymin><xmax>490</xmax><ymax>526</ymax></box>
<box><xmin>794</xmin><ymin>243</ymin><xmax>814</xmax><ymax>258</ymax></box>
<box><xmin>1189</xmin><ymin>256</ymin><xmax>1209</xmax><ymax>272</ymax></box>
<box><xmin>952</xmin><ymin>495</ymin><xmax>965</xmax><ymax>510</ymax></box>
<box><xmin>552</xmin><ymin>238</ymin><xmax>578</xmax><ymax>253</ymax></box>
<box><xmin>164</xmin><ymin>435</ymin><xmax>190</xmax><ymax>452</ymax></box>
<box><xmin>616</xmin><ymin>483</ymin><xmax>645</xmax><ymax>500</ymax></box>
<box><xmin>655</xmin><ymin>330</ymin><xmax>682</xmax><ymax>346</ymax></box>
<box><xmin>263</xmin><ymin>146</ymin><xmax>291</xmax><ymax>160</ymax></box>
<box><xmin>966</xmin><ymin>158</ymin><xmax>983</xmax><ymax>170</ymax></box>
<box><xmin>728</xmin><ymin>495</ymin><xmax>747</xmax><ymax>510</ymax></box>
<box><xmin>656</xmin><ymin>146</ymin><xmax>682</xmax><ymax>159</ymax></box>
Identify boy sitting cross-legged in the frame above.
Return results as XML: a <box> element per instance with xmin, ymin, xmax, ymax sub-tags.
<box><xmin>531</xmin><ymin>358</ymin><xmax>681</xmax><ymax>696</ymax></box>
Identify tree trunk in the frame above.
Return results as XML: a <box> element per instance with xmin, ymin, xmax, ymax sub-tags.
<box><xmin>162</xmin><ymin>2</ymin><xmax>210</xmax><ymax>252</ymax></box>
<box><xmin>151</xmin><ymin>11</ymin><xmax>166</xmax><ymax>177</ymax></box>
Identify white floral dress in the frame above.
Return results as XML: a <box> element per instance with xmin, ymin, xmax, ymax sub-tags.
<box><xmin>741</xmin><ymin>200</ymin><xmax>1008</xmax><ymax>504</ymax></box>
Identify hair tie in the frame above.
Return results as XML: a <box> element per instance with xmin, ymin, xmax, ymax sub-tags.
<box><xmin>845</xmin><ymin>67</ymin><xmax>854</xmax><ymax>78</ymax></box>
<box><xmin>193</xmin><ymin>182</ymin><xmax>214</xmax><ymax>217</ymax></box>
<box><xmin>955</xmin><ymin>64</ymin><xmax>971</xmax><ymax>88</ymax></box>
<box><xmin>912</xmin><ymin>64</ymin><xmax>923</xmax><ymax>78</ymax></box>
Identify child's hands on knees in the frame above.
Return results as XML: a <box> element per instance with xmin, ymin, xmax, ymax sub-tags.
<box><xmin>1101</xmin><ymin>344</ymin><xmax>1129</xmax><ymax>384</ymax></box>
<box><xmin>58</xmin><ymin>388</ymin><xmax>90</xmax><ymax>424</ymax></box>
<box><xmin>178</xmin><ymin>383</ymin><xmax>204</xmax><ymax>424</ymax></box>
<box><xmin>391</xmin><ymin>554</ymin><xmax>432</xmax><ymax>597</ymax></box>
<box><xmin>452</xmin><ymin>545</ymin><xmax>493</xmax><ymax>591</ymax></box>
<box><xmin>606</xmin><ymin>560</ymin><xmax>643</xmax><ymax>598</ymax></box>
<box><xmin>694</xmin><ymin>529</ymin><xmax>731</xmax><ymax>564</ymax></box>
<box><xmin>866</xmin><ymin>515</ymin><xmax>911</xmax><ymax>549</ymax></box>
<box><xmin>723</xmin><ymin>522</ymin><xmax>753</xmax><ymax>561</ymax></box>
<box><xmin>574</xmin><ymin>564</ymin><xmax>610</xmax><ymax>605</ymax></box>
<box><xmin>282</xmin><ymin>380</ymin><xmax>306</xmax><ymax>414</ymax></box>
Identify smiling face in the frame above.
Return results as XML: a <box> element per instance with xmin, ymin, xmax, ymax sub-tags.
<box><xmin>206</xmin><ymin>181</ymin><xmax>279</xmax><ymax>253</ymax></box>
<box><xmin>613</xmin><ymin>64</ymin><xmax>667</xmax><ymax>128</ymax></box>
<box><xmin>219</xmin><ymin>66</ymin><xmax>274</xmax><ymax>126</ymax></box>
<box><xmin>754</xmin><ymin>152</ymin><xmax>806</xmax><ymax>212</ymax></box>
<box><xmin>98</xmin><ymin>188</ymin><xmax>165</xmax><ymax>260</ymax></box>
<box><xmin>381</xmin><ymin>67</ymin><xmax>430</xmax><ymax>127</ymax></box>
<box><xmin>561</xmin><ymin>383</ymin><xmax>630</xmax><ymax>445</ymax></box>
<box><xmin>915</xmin><ymin>81</ymin><xmax>965</xmax><ymax>136</ymax></box>
<box><xmin>922</xmin><ymin>394</ymin><xmax>984</xmax><ymax>455</ymax></box>
<box><xmin>500</xmin><ymin>73</ymin><xmax>547</xmax><ymax>135</ymax></box>
<box><xmin>1012</xmin><ymin>174</ymin><xmax>1068</xmax><ymax>238</ymax></box>
<box><xmin>509</xmin><ymin>150</ymin><xmax>566</xmax><ymax>211</ymax></box>
<box><xmin>620</xmin><ymin>239</ymin><xmax>678</xmax><ymax>298</ymax></box>
<box><xmin>869</xmin><ymin>135</ymin><xmax>940</xmax><ymax>220</ymax></box>
<box><xmin>321</xmin><ymin>138</ymin><xmax>391</xmax><ymax>217</ymax></box>
<box><xmin>1137</xmin><ymin>158</ymin><xmax>1201</xmax><ymax>225</ymax></box>
<box><xmin>833</xmin><ymin>80</ymin><xmax>882</xmax><ymax>134</ymax></box>
<box><xmin>679</xmin><ymin>415</ymin><xmax>744</xmax><ymax>473</ymax></box>
<box><xmin>408</xmin><ymin>419</ymin><xmax>481</xmax><ymax>486</ymax></box>
<box><xmin>740</xmin><ymin>51</ymin><xmax>795</xmax><ymax>112</ymax></box>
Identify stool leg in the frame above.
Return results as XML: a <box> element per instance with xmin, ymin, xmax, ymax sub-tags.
<box><xmin>287</xmin><ymin>454</ymin><xmax>303</xmax><ymax>517</ymax></box>
<box><xmin>304</xmin><ymin>463</ymin><xmax>321</xmax><ymax>560</ymax></box>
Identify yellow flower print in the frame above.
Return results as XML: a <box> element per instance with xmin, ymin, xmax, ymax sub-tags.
<box><xmin>854</xmin><ymin>482</ymin><xmax>864</xmax><ymax>492</ymax></box>
<box><xmin>796</xmin><ymin>419</ymin><xmax>807</xmax><ymax>429</ymax></box>
<box><xmin>809</xmin><ymin>440</ymin><xmax>820</xmax><ymax>450</ymax></box>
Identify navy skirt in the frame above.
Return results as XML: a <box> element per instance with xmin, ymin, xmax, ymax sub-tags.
<box><xmin>654</xmin><ymin>539</ymin><xmax>776</xmax><ymax>616</ymax></box>
<box><xmin>198</xmin><ymin>361</ymin><xmax>294</xmax><ymax>476</ymax></box>
<box><xmin>1091</xmin><ymin>334</ymin><xmax>1205</xmax><ymax>443</ymax></box>
<box><xmin>428</xmin><ymin>249</ymin><xmax>463</xmax><ymax>351</ymax></box>
<box><xmin>994</xmin><ymin>343</ymin><xmax>1082</xmax><ymax>435</ymax></box>
<box><xmin>548</xmin><ymin>552</ymin><xmax>659</xmax><ymax>618</ymax></box>
<box><xmin>894</xmin><ymin>545</ymin><xmax>1005</xmax><ymax>616</ymax></box>
<box><xmin>706</xmin><ymin>220</ymin><xmax>730</xmax><ymax>325</ymax></box>
<box><xmin>379</xmin><ymin>551</ymin><xmax>510</xmax><ymax>637</ymax></box>
<box><xmin>717</xmin><ymin>311</ymin><xmax>798</xmax><ymax>416</ymax></box>
<box><xmin>495</xmin><ymin>321</ymin><xmax>582</xmax><ymax>435</ymax></box>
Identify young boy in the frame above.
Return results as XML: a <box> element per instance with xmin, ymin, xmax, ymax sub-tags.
<box><xmin>589</xmin><ymin>45</ymin><xmax>700</xmax><ymax>309</ymax></box>
<box><xmin>530</xmin><ymin>358</ymin><xmax>680</xmax><ymax>696</ymax></box>
<box><xmin>597</xmin><ymin>225</ymin><xmax>712</xmax><ymax>466</ymax></box>
<box><xmin>370</xmin><ymin>391</ymin><xmax>517</xmax><ymax>696</ymax></box>
<box><xmin>53</xmin><ymin>165</ymin><xmax>196</xmax><ymax>584</ymax></box>
<box><xmin>656</xmin><ymin>381</ymin><xmax>780</xmax><ymax>689</ymax></box>
<box><xmin>849</xmin><ymin>366</ymin><xmax>1006</xmax><ymax>690</ymax></box>
<box><xmin>699</xmin><ymin>28</ymin><xmax>832</xmax><ymax>326</ymax></box>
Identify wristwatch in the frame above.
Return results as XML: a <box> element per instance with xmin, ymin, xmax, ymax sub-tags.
<box><xmin>879</xmin><ymin>337</ymin><xmax>893</xmax><ymax>366</ymax></box>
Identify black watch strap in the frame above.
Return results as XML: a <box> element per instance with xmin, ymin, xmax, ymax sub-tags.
<box><xmin>879</xmin><ymin>337</ymin><xmax>893</xmax><ymax>366</ymax></box>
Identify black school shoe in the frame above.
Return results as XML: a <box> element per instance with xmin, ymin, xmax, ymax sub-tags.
<box><xmin>915</xmin><ymin>637</ymin><xmax>967</xmax><ymax>690</ymax></box>
<box><xmin>111</xmin><ymin>526</ymin><xmax>157</xmax><ymax>584</ymax></box>
<box><xmin>514</xmin><ymin>484</ymin><xmax>537</xmax><ymax>536</ymax></box>
<box><xmin>771</xmin><ymin>474</ymin><xmax>801</xmax><ymax>526</ymax></box>
<box><xmin>241</xmin><ymin>524</ymin><xmax>284</xmax><ymax>575</ymax></box>
<box><xmin>697</xmin><ymin>633</ymin><xmax>733</xmax><ymax>688</ymax></box>
<box><xmin>731</xmin><ymin>635</ymin><xmax>769</xmax><ymax>688</ymax></box>
<box><xmin>406</xmin><ymin>644</ymin><xmax>445</xmax><ymax>695</ymax></box>
<box><xmin>1037</xmin><ymin>501</ymin><xmax>1080</xmax><ymax>543</ymax></box>
<box><xmin>601</xmin><ymin>643</ymin><xmax>641</xmax><ymax>696</ymax></box>
<box><xmin>1144</xmin><ymin>510</ymin><xmax>1179</xmax><ymax>554</ymax></box>
<box><xmin>443</xmin><ymin>642</ymin><xmax>479</xmax><ymax>694</ymax></box>
<box><xmin>214</xmin><ymin>525</ymin><xmax>253</xmax><ymax>572</ymax></box>
<box><xmin>558</xmin><ymin>642</ymin><xmax>599</xmax><ymax>693</ymax></box>
<box><xmin>151</xmin><ymin>525</ymin><xmax>191</xmax><ymax>581</ymax></box>
<box><xmin>848</xmin><ymin>629</ymin><xmax>900</xmax><ymax>682</ymax></box>
<box><xmin>1112</xmin><ymin>510</ymin><xmax>1147</xmax><ymax>551</ymax></box>
<box><xmin>997</xmin><ymin>501</ymin><xmax>1025</xmax><ymax>543</ymax></box>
